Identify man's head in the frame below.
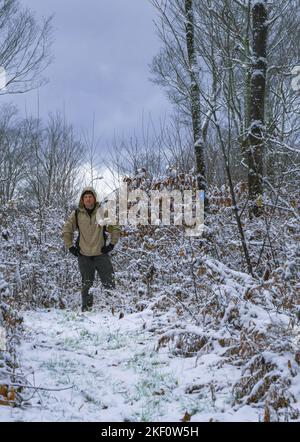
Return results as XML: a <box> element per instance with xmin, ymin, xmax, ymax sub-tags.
<box><xmin>82</xmin><ymin>191</ymin><xmax>96</xmax><ymax>210</ymax></box>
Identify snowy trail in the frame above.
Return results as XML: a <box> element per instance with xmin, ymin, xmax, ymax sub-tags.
<box><xmin>1</xmin><ymin>309</ymin><xmax>259</xmax><ymax>422</ymax></box>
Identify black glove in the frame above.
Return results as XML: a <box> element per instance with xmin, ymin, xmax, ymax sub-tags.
<box><xmin>101</xmin><ymin>243</ymin><xmax>114</xmax><ymax>254</ymax></box>
<box><xmin>69</xmin><ymin>246</ymin><xmax>80</xmax><ymax>257</ymax></box>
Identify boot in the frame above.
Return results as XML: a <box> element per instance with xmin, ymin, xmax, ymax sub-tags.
<box><xmin>82</xmin><ymin>292</ymin><xmax>94</xmax><ymax>312</ymax></box>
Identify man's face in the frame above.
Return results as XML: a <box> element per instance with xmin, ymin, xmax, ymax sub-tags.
<box><xmin>83</xmin><ymin>193</ymin><xmax>96</xmax><ymax>209</ymax></box>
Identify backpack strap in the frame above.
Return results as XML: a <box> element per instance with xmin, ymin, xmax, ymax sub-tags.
<box><xmin>75</xmin><ymin>208</ymin><xmax>79</xmax><ymax>230</ymax></box>
<box><xmin>103</xmin><ymin>224</ymin><xmax>107</xmax><ymax>246</ymax></box>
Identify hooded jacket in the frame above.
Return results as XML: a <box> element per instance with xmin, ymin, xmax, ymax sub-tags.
<box><xmin>62</xmin><ymin>187</ymin><xmax>120</xmax><ymax>256</ymax></box>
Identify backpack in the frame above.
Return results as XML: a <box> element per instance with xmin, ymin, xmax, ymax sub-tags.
<box><xmin>74</xmin><ymin>208</ymin><xmax>107</xmax><ymax>253</ymax></box>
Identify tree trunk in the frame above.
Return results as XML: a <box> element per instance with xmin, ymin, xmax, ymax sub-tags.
<box><xmin>248</xmin><ymin>1</ymin><xmax>268</xmax><ymax>218</ymax></box>
<box><xmin>184</xmin><ymin>0</ymin><xmax>207</xmax><ymax>206</ymax></box>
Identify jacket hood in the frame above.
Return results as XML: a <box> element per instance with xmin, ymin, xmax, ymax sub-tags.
<box><xmin>79</xmin><ymin>187</ymin><xmax>99</xmax><ymax>209</ymax></box>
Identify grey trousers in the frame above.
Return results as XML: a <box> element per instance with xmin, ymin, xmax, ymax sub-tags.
<box><xmin>78</xmin><ymin>254</ymin><xmax>115</xmax><ymax>308</ymax></box>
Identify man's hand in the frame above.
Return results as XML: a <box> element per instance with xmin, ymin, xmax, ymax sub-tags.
<box><xmin>69</xmin><ymin>246</ymin><xmax>80</xmax><ymax>257</ymax></box>
<box><xmin>101</xmin><ymin>244</ymin><xmax>114</xmax><ymax>254</ymax></box>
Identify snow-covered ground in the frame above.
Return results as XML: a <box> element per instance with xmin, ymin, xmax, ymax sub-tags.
<box><xmin>1</xmin><ymin>307</ymin><xmax>263</xmax><ymax>422</ymax></box>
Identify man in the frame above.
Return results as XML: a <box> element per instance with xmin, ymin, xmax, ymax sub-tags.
<box><xmin>62</xmin><ymin>187</ymin><xmax>120</xmax><ymax>312</ymax></box>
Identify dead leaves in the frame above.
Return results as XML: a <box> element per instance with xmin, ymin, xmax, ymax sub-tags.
<box><xmin>197</xmin><ymin>266</ymin><xmax>206</xmax><ymax>277</ymax></box>
<box><xmin>0</xmin><ymin>385</ymin><xmax>16</xmax><ymax>406</ymax></box>
<box><xmin>181</xmin><ymin>411</ymin><xmax>191</xmax><ymax>422</ymax></box>
<box><xmin>264</xmin><ymin>402</ymin><xmax>270</xmax><ymax>422</ymax></box>
<box><xmin>295</xmin><ymin>352</ymin><xmax>300</xmax><ymax>366</ymax></box>
<box><xmin>111</xmin><ymin>307</ymin><xmax>124</xmax><ymax>319</ymax></box>
<box><xmin>263</xmin><ymin>268</ymin><xmax>270</xmax><ymax>281</ymax></box>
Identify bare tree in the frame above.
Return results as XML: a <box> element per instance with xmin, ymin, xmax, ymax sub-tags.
<box><xmin>150</xmin><ymin>0</ymin><xmax>209</xmax><ymax>204</ymax></box>
<box><xmin>0</xmin><ymin>0</ymin><xmax>53</xmax><ymax>95</ymax></box>
<box><xmin>247</xmin><ymin>0</ymin><xmax>268</xmax><ymax>217</ymax></box>
<box><xmin>81</xmin><ymin>113</ymin><xmax>104</xmax><ymax>189</ymax></box>
<box><xmin>106</xmin><ymin>114</ymin><xmax>165</xmax><ymax>183</ymax></box>
<box><xmin>149</xmin><ymin>0</ymin><xmax>300</xmax><ymax>275</ymax></box>
<box><xmin>0</xmin><ymin>104</ymin><xmax>30</xmax><ymax>203</ymax></box>
<box><xmin>184</xmin><ymin>0</ymin><xmax>207</xmax><ymax>196</ymax></box>
<box><xmin>23</xmin><ymin>112</ymin><xmax>85</xmax><ymax>210</ymax></box>
<box><xmin>152</xmin><ymin>1</ymin><xmax>300</xmax><ymax>199</ymax></box>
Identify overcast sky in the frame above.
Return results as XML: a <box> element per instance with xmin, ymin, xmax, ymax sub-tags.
<box><xmin>3</xmin><ymin>0</ymin><xmax>171</xmax><ymax>148</ymax></box>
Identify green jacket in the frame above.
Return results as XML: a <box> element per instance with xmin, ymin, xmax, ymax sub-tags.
<box><xmin>62</xmin><ymin>187</ymin><xmax>120</xmax><ymax>257</ymax></box>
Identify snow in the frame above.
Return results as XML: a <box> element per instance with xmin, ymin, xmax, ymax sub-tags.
<box><xmin>0</xmin><ymin>308</ymin><xmax>264</xmax><ymax>422</ymax></box>
<box><xmin>1</xmin><ymin>179</ymin><xmax>300</xmax><ymax>422</ymax></box>
<box><xmin>251</xmin><ymin>69</ymin><xmax>265</xmax><ymax>79</ymax></box>
<box><xmin>251</xmin><ymin>1</ymin><xmax>266</xmax><ymax>7</ymax></box>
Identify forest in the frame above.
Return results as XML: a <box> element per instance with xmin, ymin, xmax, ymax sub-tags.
<box><xmin>0</xmin><ymin>0</ymin><xmax>300</xmax><ymax>423</ymax></box>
